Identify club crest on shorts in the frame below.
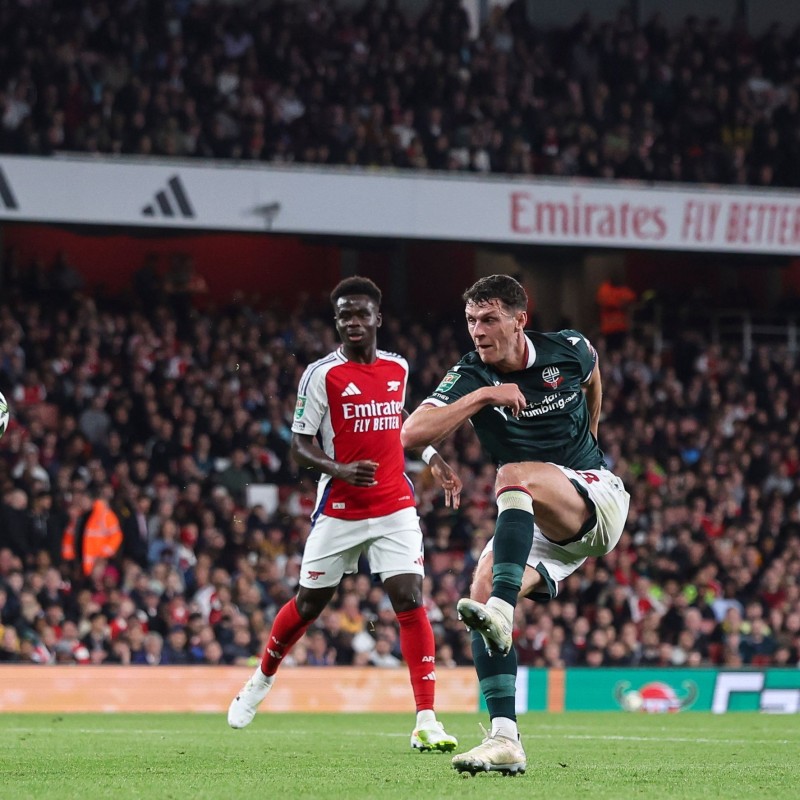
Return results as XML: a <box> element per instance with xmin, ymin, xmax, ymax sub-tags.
<box><xmin>542</xmin><ymin>366</ymin><xmax>563</xmax><ymax>389</ymax></box>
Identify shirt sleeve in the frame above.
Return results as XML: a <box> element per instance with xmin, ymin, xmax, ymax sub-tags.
<box><xmin>291</xmin><ymin>365</ymin><xmax>328</xmax><ymax>435</ymax></box>
<box><xmin>423</xmin><ymin>363</ymin><xmax>483</xmax><ymax>407</ymax></box>
<box><xmin>399</xmin><ymin>357</ymin><xmax>410</xmax><ymax>406</ymax></box>
<box><xmin>559</xmin><ymin>329</ymin><xmax>598</xmax><ymax>383</ymax></box>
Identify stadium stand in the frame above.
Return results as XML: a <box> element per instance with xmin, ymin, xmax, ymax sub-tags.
<box><xmin>1</xmin><ymin>258</ymin><xmax>799</xmax><ymax>670</ymax></box>
<box><xmin>1</xmin><ymin>1</ymin><xmax>800</xmax><ymax>185</ymax></box>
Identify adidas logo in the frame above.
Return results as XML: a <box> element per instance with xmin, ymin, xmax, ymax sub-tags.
<box><xmin>341</xmin><ymin>382</ymin><xmax>362</xmax><ymax>397</ymax></box>
<box><xmin>421</xmin><ymin>671</ymin><xmax>436</xmax><ymax>681</ymax></box>
<box><xmin>0</xmin><ymin>166</ymin><xmax>19</xmax><ymax>210</ymax></box>
<box><xmin>142</xmin><ymin>175</ymin><xmax>195</xmax><ymax>218</ymax></box>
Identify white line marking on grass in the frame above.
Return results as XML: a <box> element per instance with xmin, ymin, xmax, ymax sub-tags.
<box><xmin>6</xmin><ymin>728</ymin><xmax>792</xmax><ymax>746</ymax></box>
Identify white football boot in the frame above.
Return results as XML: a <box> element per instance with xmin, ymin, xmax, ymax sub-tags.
<box><xmin>410</xmin><ymin>720</ymin><xmax>458</xmax><ymax>753</ymax></box>
<box><xmin>451</xmin><ymin>727</ymin><xmax>526</xmax><ymax>775</ymax></box>
<box><xmin>227</xmin><ymin>669</ymin><xmax>275</xmax><ymax>728</ymax></box>
<box><xmin>456</xmin><ymin>598</ymin><xmax>513</xmax><ymax>657</ymax></box>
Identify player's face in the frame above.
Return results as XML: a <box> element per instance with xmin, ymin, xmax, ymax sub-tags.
<box><xmin>334</xmin><ymin>294</ymin><xmax>381</xmax><ymax>351</ymax></box>
<box><xmin>465</xmin><ymin>299</ymin><xmax>526</xmax><ymax>366</ymax></box>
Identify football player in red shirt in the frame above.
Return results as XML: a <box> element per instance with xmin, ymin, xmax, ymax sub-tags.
<box><xmin>229</xmin><ymin>276</ymin><xmax>461</xmax><ymax>753</ymax></box>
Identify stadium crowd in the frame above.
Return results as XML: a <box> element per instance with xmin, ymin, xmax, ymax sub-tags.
<box><xmin>2</xmin><ymin>1</ymin><xmax>800</xmax><ymax>185</ymax></box>
<box><xmin>1</xmin><ymin>255</ymin><xmax>800</xmax><ymax>671</ymax></box>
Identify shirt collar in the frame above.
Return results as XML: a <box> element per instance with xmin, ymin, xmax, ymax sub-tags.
<box><xmin>524</xmin><ymin>334</ymin><xmax>537</xmax><ymax>368</ymax></box>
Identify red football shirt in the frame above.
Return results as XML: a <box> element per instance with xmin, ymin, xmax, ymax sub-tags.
<box><xmin>291</xmin><ymin>348</ymin><xmax>415</xmax><ymax>521</ymax></box>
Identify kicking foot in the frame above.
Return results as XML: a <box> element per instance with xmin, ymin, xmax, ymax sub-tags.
<box><xmin>227</xmin><ymin>670</ymin><xmax>275</xmax><ymax>728</ymax></box>
<box><xmin>410</xmin><ymin>720</ymin><xmax>458</xmax><ymax>753</ymax></box>
<box><xmin>456</xmin><ymin>598</ymin><xmax>512</xmax><ymax>657</ymax></box>
<box><xmin>451</xmin><ymin>729</ymin><xmax>526</xmax><ymax>776</ymax></box>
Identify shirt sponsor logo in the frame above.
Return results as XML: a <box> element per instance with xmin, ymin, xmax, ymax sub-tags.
<box><xmin>342</xmin><ymin>400</ymin><xmax>404</xmax><ymax>418</ymax></box>
<box><xmin>521</xmin><ymin>390</ymin><xmax>578</xmax><ymax>417</ymax></box>
<box><xmin>435</xmin><ymin>372</ymin><xmax>461</xmax><ymax>393</ymax></box>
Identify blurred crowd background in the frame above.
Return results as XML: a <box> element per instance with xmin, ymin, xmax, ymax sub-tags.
<box><xmin>1</xmin><ymin>253</ymin><xmax>799</xmax><ymax>670</ymax></box>
<box><xmin>2</xmin><ymin>0</ymin><xmax>800</xmax><ymax>184</ymax></box>
<box><xmin>1</xmin><ymin>0</ymin><xmax>799</xmax><ymax>672</ymax></box>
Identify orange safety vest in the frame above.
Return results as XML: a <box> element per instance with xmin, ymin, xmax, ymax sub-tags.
<box><xmin>596</xmin><ymin>281</ymin><xmax>637</xmax><ymax>336</ymax></box>
<box><xmin>62</xmin><ymin>499</ymin><xmax>124</xmax><ymax>575</ymax></box>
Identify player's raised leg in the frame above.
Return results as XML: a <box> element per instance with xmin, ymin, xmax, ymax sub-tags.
<box><xmin>228</xmin><ymin>585</ymin><xmax>335</xmax><ymax>728</ymax></box>
<box><xmin>457</xmin><ymin>482</ymin><xmax>536</xmax><ymax>657</ymax></box>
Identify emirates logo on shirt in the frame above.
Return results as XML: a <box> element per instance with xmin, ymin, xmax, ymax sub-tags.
<box><xmin>542</xmin><ymin>366</ymin><xmax>563</xmax><ymax>389</ymax></box>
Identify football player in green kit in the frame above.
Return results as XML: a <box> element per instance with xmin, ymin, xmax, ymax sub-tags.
<box><xmin>402</xmin><ymin>274</ymin><xmax>630</xmax><ymax>776</ymax></box>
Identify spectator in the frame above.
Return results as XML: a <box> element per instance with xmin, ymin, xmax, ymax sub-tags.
<box><xmin>132</xmin><ymin>631</ymin><xmax>165</xmax><ymax>665</ymax></box>
<box><xmin>596</xmin><ymin>275</ymin><xmax>637</xmax><ymax>351</ymax></box>
<box><xmin>61</xmin><ymin>487</ymin><xmax>124</xmax><ymax>578</ymax></box>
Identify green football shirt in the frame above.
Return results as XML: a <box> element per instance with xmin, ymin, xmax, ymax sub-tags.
<box><xmin>425</xmin><ymin>329</ymin><xmax>606</xmax><ymax>470</ymax></box>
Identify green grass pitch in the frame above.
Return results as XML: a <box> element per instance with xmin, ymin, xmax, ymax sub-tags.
<box><xmin>1</xmin><ymin>712</ymin><xmax>796</xmax><ymax>800</ymax></box>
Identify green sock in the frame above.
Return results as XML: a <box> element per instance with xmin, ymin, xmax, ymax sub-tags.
<box><xmin>492</xmin><ymin>507</ymin><xmax>534</xmax><ymax>606</ymax></box>
<box><xmin>471</xmin><ymin>630</ymin><xmax>517</xmax><ymax>721</ymax></box>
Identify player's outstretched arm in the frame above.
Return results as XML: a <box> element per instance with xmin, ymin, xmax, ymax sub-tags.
<box><xmin>291</xmin><ymin>433</ymin><xmax>378</xmax><ymax>486</ymax></box>
<box><xmin>401</xmin><ymin>383</ymin><xmax>526</xmax><ymax>450</ymax></box>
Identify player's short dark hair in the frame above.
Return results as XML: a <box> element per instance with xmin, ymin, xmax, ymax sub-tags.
<box><xmin>462</xmin><ymin>274</ymin><xmax>527</xmax><ymax>312</ymax></box>
<box><xmin>330</xmin><ymin>276</ymin><xmax>382</xmax><ymax>307</ymax></box>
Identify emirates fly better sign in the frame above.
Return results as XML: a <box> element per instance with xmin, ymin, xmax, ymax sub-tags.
<box><xmin>1</xmin><ymin>154</ymin><xmax>800</xmax><ymax>254</ymax></box>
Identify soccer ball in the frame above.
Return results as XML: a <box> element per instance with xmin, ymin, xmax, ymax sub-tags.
<box><xmin>0</xmin><ymin>391</ymin><xmax>9</xmax><ymax>439</ymax></box>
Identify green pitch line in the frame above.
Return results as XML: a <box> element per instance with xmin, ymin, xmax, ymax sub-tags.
<box><xmin>1</xmin><ymin>712</ymin><xmax>796</xmax><ymax>800</ymax></box>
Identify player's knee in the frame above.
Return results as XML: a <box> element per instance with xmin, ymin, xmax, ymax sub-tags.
<box><xmin>384</xmin><ymin>575</ymin><xmax>422</xmax><ymax>613</ymax></box>
<box><xmin>495</xmin><ymin>463</ymin><xmax>532</xmax><ymax>494</ymax></box>
<box><xmin>388</xmin><ymin>586</ymin><xmax>421</xmax><ymax>613</ymax></box>
<box><xmin>295</xmin><ymin>590</ymin><xmax>328</xmax><ymax>621</ymax></box>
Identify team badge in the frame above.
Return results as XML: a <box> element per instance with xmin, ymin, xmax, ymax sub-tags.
<box><xmin>541</xmin><ymin>366</ymin><xmax>563</xmax><ymax>389</ymax></box>
<box><xmin>435</xmin><ymin>372</ymin><xmax>461</xmax><ymax>393</ymax></box>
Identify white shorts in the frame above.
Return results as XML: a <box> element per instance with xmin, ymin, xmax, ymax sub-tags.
<box><xmin>299</xmin><ymin>506</ymin><xmax>424</xmax><ymax>589</ymax></box>
<box><xmin>480</xmin><ymin>466</ymin><xmax>630</xmax><ymax>600</ymax></box>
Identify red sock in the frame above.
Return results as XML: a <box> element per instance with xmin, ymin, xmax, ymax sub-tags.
<box><xmin>396</xmin><ymin>606</ymin><xmax>436</xmax><ymax>712</ymax></box>
<box><xmin>260</xmin><ymin>597</ymin><xmax>312</xmax><ymax>676</ymax></box>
